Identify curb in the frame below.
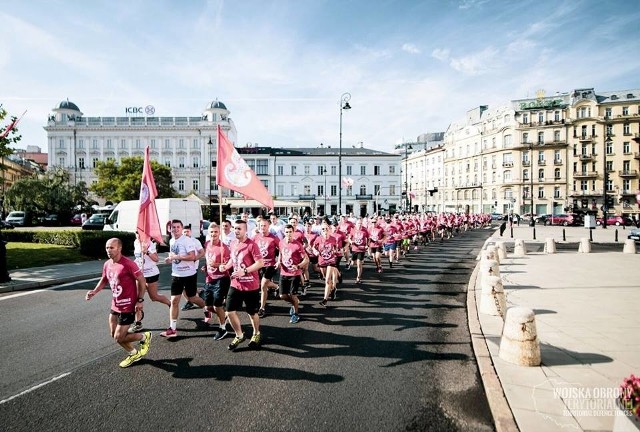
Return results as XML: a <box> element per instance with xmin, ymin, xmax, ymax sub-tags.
<box><xmin>0</xmin><ymin>273</ymin><xmax>100</xmax><ymax>294</ymax></box>
<box><xmin>467</xmin><ymin>257</ymin><xmax>519</xmax><ymax>432</ymax></box>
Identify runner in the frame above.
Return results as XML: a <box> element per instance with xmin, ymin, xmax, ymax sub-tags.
<box><xmin>302</xmin><ymin>220</ymin><xmax>320</xmax><ymax>295</ymax></box>
<box><xmin>368</xmin><ymin>216</ymin><xmax>386</xmax><ymax>273</ymax></box>
<box><xmin>254</xmin><ymin>219</ymin><xmax>279</xmax><ymax>318</ymax></box>
<box><xmin>180</xmin><ymin>224</ymin><xmax>206</xmax><ymax>311</ymax></box>
<box><xmin>277</xmin><ymin>224</ymin><xmax>309</xmax><ymax>324</ymax></box>
<box><xmin>202</xmin><ymin>223</ymin><xmax>233</xmax><ymax>341</ymax></box>
<box><xmin>313</xmin><ymin>222</ymin><xmax>340</xmax><ymax>307</ymax></box>
<box><xmin>85</xmin><ymin>238</ymin><xmax>152</xmax><ymax>368</ymax></box>
<box><xmin>348</xmin><ymin>217</ymin><xmax>370</xmax><ymax>284</ymax></box>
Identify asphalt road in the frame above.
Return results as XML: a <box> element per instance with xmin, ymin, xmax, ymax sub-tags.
<box><xmin>0</xmin><ymin>228</ymin><xmax>495</xmax><ymax>432</ymax></box>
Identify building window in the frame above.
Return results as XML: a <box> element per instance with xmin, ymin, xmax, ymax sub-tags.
<box><xmin>333</xmin><ymin>185</ymin><xmax>339</xmax><ymax>196</ymax></box>
<box><xmin>374</xmin><ymin>184</ymin><xmax>381</xmax><ymax>195</ymax></box>
<box><xmin>277</xmin><ymin>185</ymin><xmax>284</xmax><ymax>197</ymax></box>
<box><xmin>346</xmin><ymin>166</ymin><xmax>352</xmax><ymax>175</ymax></box>
<box><xmin>317</xmin><ymin>185</ymin><xmax>324</xmax><ymax>196</ymax></box>
<box><xmin>178</xmin><ymin>157</ymin><xmax>185</xmax><ymax>168</ymax></box>
<box><xmin>538</xmin><ymin>151</ymin><xmax>545</xmax><ymax>163</ymax></box>
<box><xmin>192</xmin><ymin>179</ymin><xmax>199</xmax><ymax>191</ymax></box>
<box><xmin>554</xmin><ymin>187</ymin><xmax>560</xmax><ymax>198</ymax></box>
<box><xmin>606</xmin><ymin>141</ymin><xmax>613</xmax><ymax>155</ymax></box>
<box><xmin>554</xmin><ymin>130</ymin><xmax>560</xmax><ymax>142</ymax></box>
<box><xmin>359</xmin><ymin>185</ymin><xmax>367</xmax><ymax>195</ymax></box>
<box><xmin>623</xmin><ymin>141</ymin><xmax>631</xmax><ymax>154</ymax></box>
<box><xmin>554</xmin><ymin>168</ymin><xmax>561</xmax><ymax>179</ymax></box>
<box><xmin>178</xmin><ymin>139</ymin><xmax>184</xmax><ymax>149</ymax></box>
<box><xmin>151</xmin><ymin>139</ymin><xmax>156</xmax><ymax>149</ymax></box>
<box><xmin>605</xmin><ymin>107</ymin><xmax>612</xmax><ymax>118</ymax></box>
<box><xmin>504</xmin><ymin>135</ymin><xmax>512</xmax><ymax>148</ymax></box>
<box><xmin>164</xmin><ymin>159</ymin><xmax>171</xmax><ymax>167</ymax></box>
<box><xmin>623</xmin><ymin>123</ymin><xmax>630</xmax><ymax>135</ymax></box>
<box><xmin>538</xmin><ymin>169</ymin><xmax>545</xmax><ymax>180</ymax></box>
<box><xmin>523</xmin><ymin>132</ymin><xmax>528</xmax><ymax>143</ymax></box>
<box><xmin>256</xmin><ymin>159</ymin><xmax>268</xmax><ymax>175</ymax></box>
<box><xmin>606</xmin><ymin>160</ymin><xmax>613</xmax><ymax>172</ymax></box>
<box><xmin>92</xmin><ymin>158</ymin><xmax>98</xmax><ymax>168</ymax></box>
<box><xmin>580</xmin><ymin>180</ymin><xmax>588</xmax><ymax>191</ymax></box>
<box><xmin>304</xmin><ymin>165</ymin><xmax>310</xmax><ymax>175</ymax></box>
<box><xmin>623</xmin><ymin>106</ymin><xmax>629</xmax><ymax>115</ymax></box>
<box><xmin>331</xmin><ymin>166</ymin><xmax>337</xmax><ymax>176</ymax></box>
<box><xmin>164</xmin><ymin>139</ymin><xmax>171</xmax><ymax>149</ymax></box>
<box><xmin>374</xmin><ymin>165</ymin><xmax>381</xmax><ymax>175</ymax></box>
<box><xmin>192</xmin><ymin>157</ymin><xmax>199</xmax><ymax>168</ymax></box>
<box><xmin>77</xmin><ymin>139</ymin><xmax>84</xmax><ymax>149</ymax></box>
<box><xmin>177</xmin><ymin>180</ymin><xmax>184</xmax><ymax>191</ymax></box>
<box><xmin>538</xmin><ymin>187</ymin><xmax>544</xmax><ymax>198</ymax></box>
<box><xmin>58</xmin><ymin>157</ymin><xmax>65</xmax><ymax>166</ymax></box>
<box><xmin>538</xmin><ymin>112</ymin><xmax>544</xmax><ymax>123</ymax></box>
<box><xmin>92</xmin><ymin>139</ymin><xmax>98</xmax><ymax>149</ymax></box>
<box><xmin>360</xmin><ymin>165</ymin><xmax>366</xmax><ymax>175</ymax></box>
<box><xmin>303</xmin><ymin>185</ymin><xmax>311</xmax><ymax>195</ymax></box>
<box><xmin>78</xmin><ymin>157</ymin><xmax>85</xmax><ymax>169</ymax></box>
<box><xmin>504</xmin><ymin>170</ymin><xmax>511</xmax><ymax>181</ymax></box>
<box><xmin>277</xmin><ymin>165</ymin><xmax>284</xmax><ymax>176</ymax></box>
<box><xmin>606</xmin><ymin>179</ymin><xmax>613</xmax><ymax>192</ymax></box>
<box><xmin>291</xmin><ymin>165</ymin><xmax>297</xmax><ymax>175</ymax></box>
<box><xmin>318</xmin><ymin>166</ymin><xmax>325</xmax><ymax>176</ymax></box>
<box><xmin>389</xmin><ymin>185</ymin><xmax>396</xmax><ymax>195</ymax></box>
<box><xmin>537</xmin><ymin>132</ymin><xmax>544</xmax><ymax>144</ymax></box>
<box><xmin>119</xmin><ymin>139</ymin><xmax>126</xmax><ymax>149</ymax></box>
<box><xmin>523</xmin><ymin>169</ymin><xmax>529</xmax><ymax>180</ymax></box>
<box><xmin>106</xmin><ymin>139</ymin><xmax>113</xmax><ymax>149</ymax></box>
<box><xmin>523</xmin><ymin>113</ymin><xmax>529</xmax><ymax>124</ymax></box>
<box><xmin>606</xmin><ymin>124</ymin><xmax>613</xmax><ymax>136</ymax></box>
<box><xmin>193</xmin><ymin>139</ymin><xmax>199</xmax><ymax>149</ymax></box>
<box><xmin>389</xmin><ymin>165</ymin><xmax>396</xmax><ymax>175</ymax></box>
<box><xmin>623</xmin><ymin>179</ymin><xmax>630</xmax><ymax>192</ymax></box>
<box><xmin>554</xmin><ymin>111</ymin><xmax>560</xmax><ymax>122</ymax></box>
<box><xmin>261</xmin><ymin>179</ymin><xmax>269</xmax><ymax>190</ymax></box>
<box><xmin>345</xmin><ymin>185</ymin><xmax>352</xmax><ymax>196</ymax></box>
<box><xmin>291</xmin><ymin>185</ymin><xmax>297</xmax><ymax>196</ymax></box>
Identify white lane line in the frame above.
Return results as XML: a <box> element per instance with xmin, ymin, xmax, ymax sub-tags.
<box><xmin>0</xmin><ymin>277</ymin><xmax>100</xmax><ymax>301</ymax></box>
<box><xmin>0</xmin><ymin>372</ymin><xmax>71</xmax><ymax>405</ymax></box>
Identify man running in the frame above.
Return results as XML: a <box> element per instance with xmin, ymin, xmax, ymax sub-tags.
<box><xmin>85</xmin><ymin>238</ymin><xmax>152</xmax><ymax>368</ymax></box>
<box><xmin>181</xmin><ymin>224</ymin><xmax>206</xmax><ymax>311</ymax></box>
<box><xmin>254</xmin><ymin>219</ymin><xmax>279</xmax><ymax>318</ymax></box>
<box><xmin>313</xmin><ymin>222</ymin><xmax>340</xmax><ymax>307</ymax></box>
<box><xmin>277</xmin><ymin>224</ymin><xmax>309</xmax><ymax>324</ymax></box>
<box><xmin>348</xmin><ymin>217</ymin><xmax>369</xmax><ymax>284</ymax></box>
<box><xmin>202</xmin><ymin>223</ymin><xmax>232</xmax><ymax>341</ymax></box>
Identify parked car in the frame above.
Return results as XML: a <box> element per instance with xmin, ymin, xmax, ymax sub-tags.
<box><xmin>43</xmin><ymin>214</ymin><xmax>61</xmax><ymax>226</ymax></box>
<box><xmin>534</xmin><ymin>214</ymin><xmax>551</xmax><ymax>224</ymax></box>
<box><xmin>0</xmin><ymin>220</ymin><xmax>15</xmax><ymax>229</ymax></box>
<box><xmin>5</xmin><ymin>211</ymin><xmax>28</xmax><ymax>226</ymax></box>
<box><xmin>490</xmin><ymin>213</ymin><xmax>504</xmax><ymax>221</ymax></box>
<box><xmin>628</xmin><ymin>228</ymin><xmax>640</xmax><ymax>242</ymax></box>
<box><xmin>549</xmin><ymin>214</ymin><xmax>581</xmax><ymax>226</ymax></box>
<box><xmin>595</xmin><ymin>216</ymin><xmax>633</xmax><ymax>226</ymax></box>
<box><xmin>70</xmin><ymin>214</ymin><xmax>83</xmax><ymax>225</ymax></box>
<box><xmin>82</xmin><ymin>213</ymin><xmax>108</xmax><ymax>230</ymax></box>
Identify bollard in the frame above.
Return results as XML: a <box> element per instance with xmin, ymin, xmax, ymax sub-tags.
<box><xmin>499</xmin><ymin>307</ymin><xmax>541</xmax><ymax>366</ymax></box>
<box><xmin>562</xmin><ymin>228</ymin><xmax>566</xmax><ymax>241</ymax></box>
<box><xmin>510</xmin><ymin>225</ymin><xmax>513</xmax><ymax>238</ymax></box>
<box><xmin>533</xmin><ymin>227</ymin><xmax>536</xmax><ymax>240</ymax></box>
<box><xmin>623</xmin><ymin>239</ymin><xmax>637</xmax><ymax>254</ymax></box>
<box><xmin>513</xmin><ymin>239</ymin><xmax>526</xmax><ymax>256</ymax></box>
<box><xmin>495</xmin><ymin>241</ymin><xmax>507</xmax><ymax>261</ymax></box>
<box><xmin>578</xmin><ymin>237</ymin><xmax>591</xmax><ymax>253</ymax></box>
<box><xmin>480</xmin><ymin>259</ymin><xmax>500</xmax><ymax>278</ymax></box>
<box><xmin>486</xmin><ymin>245</ymin><xmax>500</xmax><ymax>264</ymax></box>
<box><xmin>615</xmin><ymin>229</ymin><xmax>618</xmax><ymax>243</ymax></box>
<box><xmin>480</xmin><ymin>274</ymin><xmax>506</xmax><ymax>317</ymax></box>
<box><xmin>544</xmin><ymin>237</ymin><xmax>556</xmax><ymax>254</ymax></box>
<box><xmin>589</xmin><ymin>228</ymin><xmax>593</xmax><ymax>242</ymax></box>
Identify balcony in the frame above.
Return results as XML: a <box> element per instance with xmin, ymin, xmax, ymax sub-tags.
<box><xmin>578</xmin><ymin>135</ymin><xmax>596</xmax><ymax>142</ymax></box>
<box><xmin>619</xmin><ymin>170</ymin><xmax>638</xmax><ymax>177</ymax></box>
<box><xmin>635</xmin><ymin>152</ymin><xmax>640</xmax><ymax>160</ymax></box>
<box><xmin>579</xmin><ymin>154</ymin><xmax>594</xmax><ymax>161</ymax></box>
<box><xmin>554</xmin><ymin>159</ymin><xmax>563</xmax><ymax>165</ymax></box>
<box><xmin>502</xmin><ymin>161</ymin><xmax>514</xmax><ymax>168</ymax></box>
<box><xmin>573</xmin><ymin>171</ymin><xmax>598</xmax><ymax>179</ymax></box>
<box><xmin>538</xmin><ymin>160</ymin><xmax>546</xmax><ymax>166</ymax></box>
<box><xmin>522</xmin><ymin>160</ymin><xmax>530</xmax><ymax>167</ymax></box>
<box><xmin>355</xmin><ymin>194</ymin><xmax>373</xmax><ymax>200</ymax></box>
<box><xmin>569</xmin><ymin>189</ymin><xmax>603</xmax><ymax>197</ymax></box>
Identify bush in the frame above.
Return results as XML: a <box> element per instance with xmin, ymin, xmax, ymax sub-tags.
<box><xmin>1</xmin><ymin>230</ymin><xmax>135</xmax><ymax>258</ymax></box>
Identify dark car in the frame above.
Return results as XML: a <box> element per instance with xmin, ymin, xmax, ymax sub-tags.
<box><xmin>628</xmin><ymin>228</ymin><xmax>640</xmax><ymax>242</ymax></box>
<box><xmin>0</xmin><ymin>220</ymin><xmax>15</xmax><ymax>229</ymax></box>
<box><xmin>43</xmin><ymin>214</ymin><xmax>60</xmax><ymax>226</ymax></box>
<box><xmin>596</xmin><ymin>216</ymin><xmax>633</xmax><ymax>227</ymax></box>
<box><xmin>82</xmin><ymin>213</ymin><xmax>107</xmax><ymax>230</ymax></box>
<box><xmin>70</xmin><ymin>214</ymin><xmax>82</xmax><ymax>225</ymax></box>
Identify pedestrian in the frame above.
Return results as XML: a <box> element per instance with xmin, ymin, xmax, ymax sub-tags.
<box><xmin>202</xmin><ymin>223</ymin><xmax>233</xmax><ymax>341</ymax></box>
<box><xmin>313</xmin><ymin>221</ymin><xmax>340</xmax><ymax>307</ymax></box>
<box><xmin>254</xmin><ymin>218</ymin><xmax>279</xmax><ymax>318</ymax></box>
<box><xmin>348</xmin><ymin>217</ymin><xmax>369</xmax><ymax>284</ymax></box>
<box><xmin>129</xmin><ymin>231</ymin><xmax>171</xmax><ymax>333</ymax></box>
<box><xmin>180</xmin><ymin>224</ymin><xmax>206</xmax><ymax>311</ymax></box>
<box><xmin>160</xmin><ymin>219</ymin><xmax>205</xmax><ymax>338</ymax></box>
<box><xmin>85</xmin><ymin>238</ymin><xmax>152</xmax><ymax>368</ymax></box>
<box><xmin>277</xmin><ymin>224</ymin><xmax>309</xmax><ymax>324</ymax></box>
<box><xmin>219</xmin><ymin>219</ymin><xmax>265</xmax><ymax>351</ymax></box>
<box><xmin>499</xmin><ymin>221</ymin><xmax>507</xmax><ymax>236</ymax></box>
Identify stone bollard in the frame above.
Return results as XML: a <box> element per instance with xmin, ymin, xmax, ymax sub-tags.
<box><xmin>480</xmin><ymin>259</ymin><xmax>500</xmax><ymax>278</ymax></box>
<box><xmin>480</xmin><ymin>275</ymin><xmax>506</xmax><ymax>317</ymax></box>
<box><xmin>623</xmin><ymin>239</ymin><xmax>637</xmax><ymax>254</ymax></box>
<box><xmin>495</xmin><ymin>241</ymin><xmax>507</xmax><ymax>261</ymax></box>
<box><xmin>485</xmin><ymin>245</ymin><xmax>500</xmax><ymax>264</ymax></box>
<box><xmin>578</xmin><ymin>237</ymin><xmax>591</xmax><ymax>253</ymax></box>
<box><xmin>499</xmin><ymin>307</ymin><xmax>541</xmax><ymax>366</ymax></box>
<box><xmin>543</xmin><ymin>238</ymin><xmax>556</xmax><ymax>254</ymax></box>
<box><xmin>513</xmin><ymin>239</ymin><xmax>526</xmax><ymax>256</ymax></box>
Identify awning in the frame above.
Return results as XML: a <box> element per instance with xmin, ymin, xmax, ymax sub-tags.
<box><xmin>225</xmin><ymin>199</ymin><xmax>307</xmax><ymax>209</ymax></box>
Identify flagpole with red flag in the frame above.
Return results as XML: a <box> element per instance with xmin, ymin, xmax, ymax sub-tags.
<box><xmin>137</xmin><ymin>146</ymin><xmax>164</xmax><ymax>245</ymax></box>
<box><xmin>216</xmin><ymin>125</ymin><xmax>274</xmax><ymax>211</ymax></box>
<box><xmin>0</xmin><ymin>110</ymin><xmax>27</xmax><ymax>139</ymax></box>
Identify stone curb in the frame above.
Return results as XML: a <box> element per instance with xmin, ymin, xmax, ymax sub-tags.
<box><xmin>467</xmin><ymin>256</ymin><xmax>520</xmax><ymax>432</ymax></box>
<box><xmin>0</xmin><ymin>273</ymin><xmax>100</xmax><ymax>294</ymax></box>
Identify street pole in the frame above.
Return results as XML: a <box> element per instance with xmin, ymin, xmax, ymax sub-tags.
<box><xmin>208</xmin><ymin>137</ymin><xmax>213</xmax><ymax>221</ymax></box>
<box><xmin>324</xmin><ymin>167</ymin><xmax>327</xmax><ymax>215</ymax></box>
<box><xmin>603</xmin><ymin>127</ymin><xmax>612</xmax><ymax>229</ymax></box>
<box><xmin>338</xmin><ymin>92</ymin><xmax>351</xmax><ymax>216</ymax></box>
<box><xmin>529</xmin><ymin>141</ymin><xmax>535</xmax><ymax>228</ymax></box>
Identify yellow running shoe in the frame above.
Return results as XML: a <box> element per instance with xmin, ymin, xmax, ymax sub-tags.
<box><xmin>119</xmin><ymin>351</ymin><xmax>142</xmax><ymax>368</ymax></box>
<box><xmin>139</xmin><ymin>331</ymin><xmax>152</xmax><ymax>356</ymax></box>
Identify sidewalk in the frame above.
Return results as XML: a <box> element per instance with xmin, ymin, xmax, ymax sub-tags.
<box><xmin>470</xmin><ymin>225</ymin><xmax>640</xmax><ymax>431</ymax></box>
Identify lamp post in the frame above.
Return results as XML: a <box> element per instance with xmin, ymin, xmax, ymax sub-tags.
<box><xmin>404</xmin><ymin>143</ymin><xmax>413</xmax><ymax>212</ymax></box>
<box><xmin>338</xmin><ymin>92</ymin><xmax>351</xmax><ymax>216</ymax></box>
<box><xmin>528</xmin><ymin>141</ymin><xmax>535</xmax><ymax>227</ymax></box>
<box><xmin>603</xmin><ymin>129</ymin><xmax>612</xmax><ymax>229</ymax></box>
<box><xmin>323</xmin><ymin>167</ymin><xmax>327</xmax><ymax>215</ymax></box>
<box><xmin>208</xmin><ymin>137</ymin><xmax>214</xmax><ymax>221</ymax></box>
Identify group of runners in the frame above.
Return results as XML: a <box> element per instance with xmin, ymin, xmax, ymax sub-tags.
<box><xmin>86</xmin><ymin>211</ymin><xmax>492</xmax><ymax>368</ymax></box>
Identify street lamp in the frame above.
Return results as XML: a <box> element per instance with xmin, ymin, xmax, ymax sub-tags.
<box><xmin>404</xmin><ymin>143</ymin><xmax>413</xmax><ymax>212</ymax></box>
<box><xmin>323</xmin><ymin>167</ymin><xmax>328</xmax><ymax>215</ymax></box>
<box><xmin>208</xmin><ymin>137</ymin><xmax>214</xmax><ymax>221</ymax></box>
<box><xmin>603</xmin><ymin>129</ymin><xmax>612</xmax><ymax>229</ymax></box>
<box><xmin>529</xmin><ymin>141</ymin><xmax>535</xmax><ymax>227</ymax></box>
<box><xmin>338</xmin><ymin>92</ymin><xmax>351</xmax><ymax>216</ymax></box>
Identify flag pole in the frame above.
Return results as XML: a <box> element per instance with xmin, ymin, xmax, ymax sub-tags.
<box><xmin>218</xmin><ymin>185</ymin><xmax>223</xmax><ymax>227</ymax></box>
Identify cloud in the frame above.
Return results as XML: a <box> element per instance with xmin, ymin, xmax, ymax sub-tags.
<box><xmin>457</xmin><ymin>0</ymin><xmax>490</xmax><ymax>10</ymax></box>
<box><xmin>432</xmin><ymin>46</ymin><xmax>500</xmax><ymax>76</ymax></box>
<box><xmin>401</xmin><ymin>43</ymin><xmax>420</xmax><ymax>54</ymax></box>
<box><xmin>431</xmin><ymin>48</ymin><xmax>450</xmax><ymax>62</ymax></box>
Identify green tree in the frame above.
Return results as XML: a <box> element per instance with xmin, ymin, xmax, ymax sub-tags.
<box><xmin>90</xmin><ymin>156</ymin><xmax>175</xmax><ymax>202</ymax></box>
<box><xmin>0</xmin><ymin>104</ymin><xmax>22</xmax><ymax>158</ymax></box>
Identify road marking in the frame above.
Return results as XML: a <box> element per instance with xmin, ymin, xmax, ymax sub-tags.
<box><xmin>0</xmin><ymin>372</ymin><xmax>71</xmax><ymax>405</ymax></box>
<box><xmin>0</xmin><ymin>277</ymin><xmax>100</xmax><ymax>301</ymax></box>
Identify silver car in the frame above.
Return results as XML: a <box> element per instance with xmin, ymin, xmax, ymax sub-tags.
<box><xmin>5</xmin><ymin>211</ymin><xmax>26</xmax><ymax>226</ymax></box>
<box><xmin>628</xmin><ymin>228</ymin><xmax>640</xmax><ymax>243</ymax></box>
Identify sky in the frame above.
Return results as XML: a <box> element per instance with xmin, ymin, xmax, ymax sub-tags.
<box><xmin>1</xmin><ymin>0</ymin><xmax>639</xmax><ymax>154</ymax></box>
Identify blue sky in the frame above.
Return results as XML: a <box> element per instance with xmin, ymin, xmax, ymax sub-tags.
<box><xmin>1</xmin><ymin>0</ymin><xmax>639</xmax><ymax>153</ymax></box>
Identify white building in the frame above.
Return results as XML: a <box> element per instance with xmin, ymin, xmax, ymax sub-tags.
<box><xmin>44</xmin><ymin>99</ymin><xmax>237</xmax><ymax>201</ymax></box>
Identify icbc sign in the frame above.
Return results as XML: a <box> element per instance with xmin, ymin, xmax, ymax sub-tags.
<box><xmin>125</xmin><ymin>105</ymin><xmax>155</xmax><ymax>116</ymax></box>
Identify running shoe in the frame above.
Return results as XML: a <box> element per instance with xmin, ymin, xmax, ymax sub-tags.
<box><xmin>289</xmin><ymin>306</ymin><xmax>295</xmax><ymax>316</ymax></box>
<box><xmin>290</xmin><ymin>314</ymin><xmax>300</xmax><ymax>324</ymax></box>
<box><xmin>377</xmin><ymin>267</ymin><xmax>383</xmax><ymax>273</ymax></box>
<box><xmin>248</xmin><ymin>333</ymin><xmax>262</xmax><ymax>349</ymax></box>
<box><xmin>228</xmin><ymin>334</ymin><xmax>246</xmax><ymax>351</ymax></box>
<box><xmin>160</xmin><ymin>328</ymin><xmax>178</xmax><ymax>338</ymax></box>
<box><xmin>204</xmin><ymin>310</ymin><xmax>212</xmax><ymax>323</ymax></box>
<box><xmin>181</xmin><ymin>302</ymin><xmax>196</xmax><ymax>311</ymax></box>
<box><xmin>330</xmin><ymin>289</ymin><xmax>337</xmax><ymax>300</ymax></box>
<box><xmin>258</xmin><ymin>308</ymin><xmax>266</xmax><ymax>318</ymax></box>
<box><xmin>119</xmin><ymin>351</ymin><xmax>142</xmax><ymax>368</ymax></box>
<box><xmin>355</xmin><ymin>278</ymin><xmax>361</xmax><ymax>284</ymax></box>
<box><xmin>389</xmin><ymin>261</ymin><xmax>393</xmax><ymax>268</ymax></box>
<box><xmin>338</xmin><ymin>273</ymin><xmax>343</xmax><ymax>284</ymax></box>
<box><xmin>346</xmin><ymin>262</ymin><xmax>351</xmax><ymax>271</ymax></box>
<box><xmin>127</xmin><ymin>322</ymin><xmax>143</xmax><ymax>333</ymax></box>
<box><xmin>300</xmin><ymin>285</ymin><xmax>307</xmax><ymax>296</ymax></box>
<box><xmin>319</xmin><ymin>299</ymin><xmax>328</xmax><ymax>307</ymax></box>
<box><xmin>139</xmin><ymin>331</ymin><xmax>152</xmax><ymax>356</ymax></box>
<box><xmin>213</xmin><ymin>325</ymin><xmax>229</xmax><ymax>341</ymax></box>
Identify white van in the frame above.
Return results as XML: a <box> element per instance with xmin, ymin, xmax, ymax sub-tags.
<box><xmin>104</xmin><ymin>198</ymin><xmax>203</xmax><ymax>243</ymax></box>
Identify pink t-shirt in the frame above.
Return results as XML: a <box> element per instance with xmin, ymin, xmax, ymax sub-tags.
<box><xmin>369</xmin><ymin>226</ymin><xmax>384</xmax><ymax>247</ymax></box>
<box><xmin>313</xmin><ymin>235</ymin><xmax>339</xmax><ymax>267</ymax></box>
<box><xmin>304</xmin><ymin>232</ymin><xmax>319</xmax><ymax>256</ymax></box>
<box><xmin>204</xmin><ymin>239</ymin><xmax>231</xmax><ymax>282</ymax></box>
<box><xmin>349</xmin><ymin>226</ymin><xmax>370</xmax><ymax>253</ymax></box>
<box><xmin>102</xmin><ymin>256</ymin><xmax>142</xmax><ymax>313</ymax></box>
<box><xmin>331</xmin><ymin>231</ymin><xmax>347</xmax><ymax>257</ymax></box>
<box><xmin>230</xmin><ymin>238</ymin><xmax>262</xmax><ymax>291</ymax></box>
<box><xmin>253</xmin><ymin>232</ymin><xmax>279</xmax><ymax>267</ymax></box>
<box><xmin>278</xmin><ymin>239</ymin><xmax>306</xmax><ymax>277</ymax></box>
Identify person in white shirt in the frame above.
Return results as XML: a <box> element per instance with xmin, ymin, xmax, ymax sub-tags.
<box><xmin>180</xmin><ymin>224</ymin><xmax>206</xmax><ymax>311</ymax></box>
<box><xmin>268</xmin><ymin>213</ymin><xmax>284</xmax><ymax>240</ymax></box>
<box><xmin>221</xmin><ymin>219</ymin><xmax>236</xmax><ymax>247</ymax></box>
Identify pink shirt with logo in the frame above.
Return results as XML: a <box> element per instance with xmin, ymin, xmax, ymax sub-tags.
<box><xmin>204</xmin><ymin>239</ymin><xmax>231</xmax><ymax>282</ymax></box>
<box><xmin>369</xmin><ymin>226</ymin><xmax>384</xmax><ymax>248</ymax></box>
<box><xmin>230</xmin><ymin>238</ymin><xmax>262</xmax><ymax>291</ymax></box>
<box><xmin>253</xmin><ymin>232</ymin><xmax>279</xmax><ymax>267</ymax></box>
<box><xmin>349</xmin><ymin>226</ymin><xmax>370</xmax><ymax>253</ymax></box>
<box><xmin>103</xmin><ymin>256</ymin><xmax>142</xmax><ymax>313</ymax></box>
<box><xmin>278</xmin><ymin>239</ymin><xmax>306</xmax><ymax>277</ymax></box>
<box><xmin>313</xmin><ymin>235</ymin><xmax>339</xmax><ymax>267</ymax></box>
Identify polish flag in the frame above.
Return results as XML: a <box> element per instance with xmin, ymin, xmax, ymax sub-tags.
<box><xmin>137</xmin><ymin>146</ymin><xmax>164</xmax><ymax>244</ymax></box>
<box><xmin>341</xmin><ymin>177</ymin><xmax>354</xmax><ymax>188</ymax></box>
<box><xmin>408</xmin><ymin>191</ymin><xmax>416</xmax><ymax>199</ymax></box>
<box><xmin>0</xmin><ymin>110</ymin><xmax>27</xmax><ymax>139</ymax></box>
<box><xmin>216</xmin><ymin>125</ymin><xmax>274</xmax><ymax>210</ymax></box>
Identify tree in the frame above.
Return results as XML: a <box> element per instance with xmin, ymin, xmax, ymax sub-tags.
<box><xmin>90</xmin><ymin>156</ymin><xmax>176</xmax><ymax>202</ymax></box>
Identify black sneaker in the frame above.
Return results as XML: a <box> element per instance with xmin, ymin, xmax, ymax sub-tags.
<box><xmin>181</xmin><ymin>302</ymin><xmax>196</xmax><ymax>311</ymax></box>
<box><xmin>213</xmin><ymin>325</ymin><xmax>229</xmax><ymax>341</ymax></box>
<box><xmin>389</xmin><ymin>261</ymin><xmax>393</xmax><ymax>268</ymax></box>
<box><xmin>258</xmin><ymin>308</ymin><xmax>266</xmax><ymax>318</ymax></box>
<box><xmin>319</xmin><ymin>299</ymin><xmax>328</xmax><ymax>307</ymax></box>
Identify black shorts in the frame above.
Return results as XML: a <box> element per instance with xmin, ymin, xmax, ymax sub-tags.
<box><xmin>259</xmin><ymin>266</ymin><xmax>277</xmax><ymax>280</ymax></box>
<box><xmin>351</xmin><ymin>251</ymin><xmax>365</xmax><ymax>261</ymax></box>
<box><xmin>369</xmin><ymin>246</ymin><xmax>382</xmax><ymax>254</ymax></box>
<box><xmin>226</xmin><ymin>287</ymin><xmax>260</xmax><ymax>315</ymax></box>
<box><xmin>309</xmin><ymin>256</ymin><xmax>318</xmax><ymax>264</ymax></box>
<box><xmin>110</xmin><ymin>310</ymin><xmax>135</xmax><ymax>326</ymax></box>
<box><xmin>145</xmin><ymin>274</ymin><xmax>160</xmax><ymax>284</ymax></box>
<box><xmin>279</xmin><ymin>275</ymin><xmax>300</xmax><ymax>296</ymax></box>
<box><xmin>203</xmin><ymin>277</ymin><xmax>231</xmax><ymax>307</ymax></box>
<box><xmin>335</xmin><ymin>256</ymin><xmax>342</xmax><ymax>267</ymax></box>
<box><xmin>170</xmin><ymin>274</ymin><xmax>198</xmax><ymax>297</ymax></box>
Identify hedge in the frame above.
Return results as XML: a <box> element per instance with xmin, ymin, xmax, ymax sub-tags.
<box><xmin>0</xmin><ymin>230</ymin><xmax>135</xmax><ymax>258</ymax></box>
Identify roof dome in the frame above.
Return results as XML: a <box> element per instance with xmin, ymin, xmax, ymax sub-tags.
<box><xmin>57</xmin><ymin>99</ymin><xmax>81</xmax><ymax>112</ymax></box>
<box><xmin>208</xmin><ymin>100</ymin><xmax>227</xmax><ymax>110</ymax></box>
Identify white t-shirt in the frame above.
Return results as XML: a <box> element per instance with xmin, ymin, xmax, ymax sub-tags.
<box><xmin>188</xmin><ymin>236</ymin><xmax>204</xmax><ymax>266</ymax></box>
<box><xmin>169</xmin><ymin>235</ymin><xmax>197</xmax><ymax>277</ymax></box>
<box><xmin>133</xmin><ymin>240</ymin><xmax>160</xmax><ymax>278</ymax></box>
<box><xmin>221</xmin><ymin>230</ymin><xmax>236</xmax><ymax>247</ymax></box>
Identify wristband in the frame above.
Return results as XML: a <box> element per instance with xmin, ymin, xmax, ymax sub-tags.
<box><xmin>137</xmin><ymin>298</ymin><xmax>144</xmax><ymax>303</ymax></box>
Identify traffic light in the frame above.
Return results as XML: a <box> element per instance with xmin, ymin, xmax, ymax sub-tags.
<box><xmin>606</xmin><ymin>196</ymin><xmax>614</xmax><ymax>207</ymax></box>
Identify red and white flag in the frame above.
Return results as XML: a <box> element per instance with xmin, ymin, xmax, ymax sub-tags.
<box><xmin>408</xmin><ymin>191</ymin><xmax>416</xmax><ymax>199</ymax></box>
<box><xmin>137</xmin><ymin>146</ymin><xmax>163</xmax><ymax>245</ymax></box>
<box><xmin>341</xmin><ymin>177</ymin><xmax>354</xmax><ymax>188</ymax></box>
<box><xmin>0</xmin><ymin>110</ymin><xmax>27</xmax><ymax>139</ymax></box>
<box><xmin>216</xmin><ymin>125</ymin><xmax>274</xmax><ymax>210</ymax></box>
